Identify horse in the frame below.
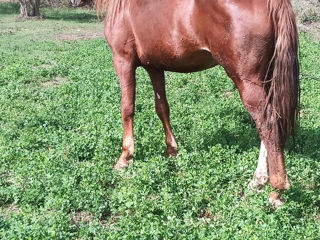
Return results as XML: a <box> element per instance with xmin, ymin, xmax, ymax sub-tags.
<box><xmin>95</xmin><ymin>0</ymin><xmax>299</xmax><ymax>206</ymax></box>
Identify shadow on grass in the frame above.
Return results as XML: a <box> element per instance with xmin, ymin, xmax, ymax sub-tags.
<box><xmin>184</xmin><ymin>108</ymin><xmax>259</xmax><ymax>153</ymax></box>
<box><xmin>271</xmin><ymin>126</ymin><xmax>320</xmax><ymax>212</ymax></box>
<box><xmin>0</xmin><ymin>2</ymin><xmax>20</xmax><ymax>15</ymax></box>
<box><xmin>128</xmin><ymin>98</ymin><xmax>319</xmax><ymax>168</ymax></box>
<box><xmin>295</xmin><ymin>126</ymin><xmax>320</xmax><ymax>159</ymax></box>
<box><xmin>286</xmin><ymin>184</ymin><xmax>320</xmax><ymax>220</ymax></box>
<box><xmin>201</xmin><ymin>123</ymin><xmax>258</xmax><ymax>153</ymax></box>
<box><xmin>197</xmin><ymin>110</ymin><xmax>320</xmax><ymax>162</ymax></box>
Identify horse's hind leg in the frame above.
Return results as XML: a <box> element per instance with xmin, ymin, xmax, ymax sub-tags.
<box><xmin>236</xmin><ymin>80</ymin><xmax>290</xmax><ymax>204</ymax></box>
<box><xmin>113</xmin><ymin>56</ymin><xmax>137</xmax><ymax>170</ymax></box>
<box><xmin>248</xmin><ymin>141</ymin><xmax>269</xmax><ymax>191</ymax></box>
<box><xmin>146</xmin><ymin>68</ymin><xmax>178</xmax><ymax>157</ymax></box>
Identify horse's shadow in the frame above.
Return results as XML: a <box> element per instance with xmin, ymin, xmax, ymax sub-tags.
<box><xmin>180</xmin><ymin>107</ymin><xmax>259</xmax><ymax>154</ymax></box>
<box><xmin>136</xmin><ymin>104</ymin><xmax>319</xmax><ymax>166</ymax></box>
<box><xmin>293</xmin><ymin>125</ymin><xmax>320</xmax><ymax>160</ymax></box>
<box><xmin>286</xmin><ymin>185</ymin><xmax>320</xmax><ymax>216</ymax></box>
<box><xmin>197</xmin><ymin>111</ymin><xmax>320</xmax><ymax>208</ymax></box>
<box><xmin>286</xmin><ymin>125</ymin><xmax>320</xmax><ymax>207</ymax></box>
<box><xmin>189</xmin><ymin>108</ymin><xmax>320</xmax><ymax>164</ymax></box>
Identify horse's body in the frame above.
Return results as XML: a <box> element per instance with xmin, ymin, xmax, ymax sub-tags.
<box><xmin>97</xmin><ymin>0</ymin><xmax>299</xmax><ymax>205</ymax></box>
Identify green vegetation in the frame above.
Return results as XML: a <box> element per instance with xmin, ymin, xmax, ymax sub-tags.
<box><xmin>0</xmin><ymin>2</ymin><xmax>319</xmax><ymax>239</ymax></box>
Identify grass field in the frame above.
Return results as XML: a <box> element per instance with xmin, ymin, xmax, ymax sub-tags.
<box><xmin>0</xmin><ymin>2</ymin><xmax>320</xmax><ymax>239</ymax></box>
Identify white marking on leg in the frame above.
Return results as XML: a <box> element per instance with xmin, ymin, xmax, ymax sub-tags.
<box><xmin>123</xmin><ymin>137</ymin><xmax>134</xmax><ymax>156</ymax></box>
<box><xmin>248</xmin><ymin>141</ymin><xmax>269</xmax><ymax>190</ymax></box>
<box><xmin>255</xmin><ymin>141</ymin><xmax>268</xmax><ymax>181</ymax></box>
<box><xmin>156</xmin><ymin>93</ymin><xmax>161</xmax><ymax>100</ymax></box>
<box><xmin>169</xmin><ymin>135</ymin><xmax>177</xmax><ymax>149</ymax></box>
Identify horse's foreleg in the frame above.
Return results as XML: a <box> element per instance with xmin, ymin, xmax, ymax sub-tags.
<box><xmin>147</xmin><ymin>68</ymin><xmax>178</xmax><ymax>157</ymax></box>
<box><xmin>114</xmin><ymin>57</ymin><xmax>136</xmax><ymax>170</ymax></box>
<box><xmin>248</xmin><ymin>141</ymin><xmax>269</xmax><ymax>191</ymax></box>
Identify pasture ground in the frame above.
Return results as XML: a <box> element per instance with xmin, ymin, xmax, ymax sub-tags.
<box><xmin>292</xmin><ymin>0</ymin><xmax>320</xmax><ymax>41</ymax></box>
<box><xmin>0</xmin><ymin>1</ymin><xmax>320</xmax><ymax>239</ymax></box>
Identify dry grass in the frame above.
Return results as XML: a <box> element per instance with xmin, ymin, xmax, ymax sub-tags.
<box><xmin>2</xmin><ymin>204</ymin><xmax>20</xmax><ymax>219</ymax></box>
<box><xmin>292</xmin><ymin>0</ymin><xmax>320</xmax><ymax>41</ymax></box>
<box><xmin>58</xmin><ymin>30</ymin><xmax>103</xmax><ymax>41</ymax></box>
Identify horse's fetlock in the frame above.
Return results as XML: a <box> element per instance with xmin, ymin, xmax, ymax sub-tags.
<box><xmin>270</xmin><ymin>174</ymin><xmax>290</xmax><ymax>190</ymax></box>
<box><xmin>254</xmin><ymin>173</ymin><xmax>269</xmax><ymax>186</ymax></box>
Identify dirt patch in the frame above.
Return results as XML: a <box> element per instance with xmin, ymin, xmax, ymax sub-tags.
<box><xmin>199</xmin><ymin>209</ymin><xmax>215</xmax><ymax>224</ymax></box>
<box><xmin>2</xmin><ymin>204</ymin><xmax>20</xmax><ymax>218</ymax></box>
<box><xmin>71</xmin><ymin>211</ymin><xmax>95</xmax><ymax>226</ymax></box>
<box><xmin>147</xmin><ymin>194</ymin><xmax>160</xmax><ymax>200</ymax></box>
<box><xmin>223</xmin><ymin>91</ymin><xmax>234</xmax><ymax>99</ymax></box>
<box><xmin>41</xmin><ymin>76</ymin><xmax>67</xmax><ymax>88</ymax></box>
<box><xmin>58</xmin><ymin>29</ymin><xmax>104</xmax><ymax>41</ymax></box>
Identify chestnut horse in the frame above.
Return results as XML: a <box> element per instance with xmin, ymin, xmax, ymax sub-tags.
<box><xmin>96</xmin><ymin>0</ymin><xmax>299</xmax><ymax>206</ymax></box>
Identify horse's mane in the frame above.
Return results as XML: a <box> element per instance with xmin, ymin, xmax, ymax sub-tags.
<box><xmin>95</xmin><ymin>0</ymin><xmax>128</xmax><ymax>23</ymax></box>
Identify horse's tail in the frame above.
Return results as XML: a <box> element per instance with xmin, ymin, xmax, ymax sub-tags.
<box><xmin>266</xmin><ymin>0</ymin><xmax>299</xmax><ymax>145</ymax></box>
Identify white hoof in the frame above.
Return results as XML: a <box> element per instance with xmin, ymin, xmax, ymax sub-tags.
<box><xmin>248</xmin><ymin>174</ymin><xmax>268</xmax><ymax>192</ymax></box>
<box><xmin>248</xmin><ymin>179</ymin><xmax>264</xmax><ymax>192</ymax></box>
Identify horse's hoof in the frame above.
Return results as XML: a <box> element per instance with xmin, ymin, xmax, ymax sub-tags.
<box><xmin>268</xmin><ymin>192</ymin><xmax>285</xmax><ymax>208</ymax></box>
<box><xmin>248</xmin><ymin>179</ymin><xmax>264</xmax><ymax>192</ymax></box>
<box><xmin>166</xmin><ymin>146</ymin><xmax>178</xmax><ymax>157</ymax></box>
<box><xmin>114</xmin><ymin>159</ymin><xmax>129</xmax><ymax>171</ymax></box>
<box><xmin>248</xmin><ymin>174</ymin><xmax>268</xmax><ymax>192</ymax></box>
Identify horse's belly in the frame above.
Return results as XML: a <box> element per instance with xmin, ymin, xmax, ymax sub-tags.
<box><xmin>141</xmin><ymin>49</ymin><xmax>218</xmax><ymax>73</ymax></box>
